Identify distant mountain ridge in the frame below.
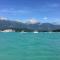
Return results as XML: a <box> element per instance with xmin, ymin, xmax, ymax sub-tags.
<box><xmin>0</xmin><ymin>19</ymin><xmax>60</xmax><ymax>31</ymax></box>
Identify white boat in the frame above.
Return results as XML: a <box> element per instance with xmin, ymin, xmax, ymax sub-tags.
<box><xmin>33</xmin><ymin>30</ymin><xmax>38</xmax><ymax>33</ymax></box>
<box><xmin>20</xmin><ymin>30</ymin><xmax>27</xmax><ymax>33</ymax></box>
<box><xmin>49</xmin><ymin>31</ymin><xmax>52</xmax><ymax>33</ymax></box>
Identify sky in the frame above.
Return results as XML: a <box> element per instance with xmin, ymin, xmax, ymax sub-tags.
<box><xmin>0</xmin><ymin>0</ymin><xmax>60</xmax><ymax>23</ymax></box>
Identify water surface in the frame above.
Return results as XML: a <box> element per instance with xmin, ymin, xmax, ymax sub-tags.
<box><xmin>0</xmin><ymin>32</ymin><xmax>60</xmax><ymax>60</ymax></box>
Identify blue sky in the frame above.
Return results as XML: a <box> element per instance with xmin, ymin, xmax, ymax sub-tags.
<box><xmin>0</xmin><ymin>0</ymin><xmax>60</xmax><ymax>23</ymax></box>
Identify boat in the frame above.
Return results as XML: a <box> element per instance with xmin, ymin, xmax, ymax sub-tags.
<box><xmin>33</xmin><ymin>30</ymin><xmax>38</xmax><ymax>33</ymax></box>
<box><xmin>20</xmin><ymin>30</ymin><xmax>27</xmax><ymax>33</ymax></box>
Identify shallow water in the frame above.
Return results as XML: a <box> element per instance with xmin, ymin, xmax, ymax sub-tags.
<box><xmin>0</xmin><ymin>32</ymin><xmax>60</xmax><ymax>60</ymax></box>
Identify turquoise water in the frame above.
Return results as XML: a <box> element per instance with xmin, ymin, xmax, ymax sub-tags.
<box><xmin>0</xmin><ymin>32</ymin><xmax>60</xmax><ymax>60</ymax></box>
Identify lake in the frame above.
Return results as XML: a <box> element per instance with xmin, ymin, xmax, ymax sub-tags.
<box><xmin>0</xmin><ymin>32</ymin><xmax>60</xmax><ymax>60</ymax></box>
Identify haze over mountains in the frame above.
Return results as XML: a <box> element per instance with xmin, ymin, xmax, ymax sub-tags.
<box><xmin>0</xmin><ymin>17</ymin><xmax>60</xmax><ymax>31</ymax></box>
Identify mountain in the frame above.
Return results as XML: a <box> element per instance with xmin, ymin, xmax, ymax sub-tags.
<box><xmin>0</xmin><ymin>20</ymin><xmax>26</xmax><ymax>30</ymax></box>
<box><xmin>0</xmin><ymin>19</ymin><xmax>60</xmax><ymax>31</ymax></box>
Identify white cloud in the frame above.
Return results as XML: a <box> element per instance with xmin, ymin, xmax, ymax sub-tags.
<box><xmin>0</xmin><ymin>8</ymin><xmax>29</xmax><ymax>14</ymax></box>
<box><xmin>52</xmin><ymin>19</ymin><xmax>60</xmax><ymax>25</ymax></box>
<box><xmin>48</xmin><ymin>3</ymin><xmax>60</xmax><ymax>8</ymax></box>
<box><xmin>15</xmin><ymin>19</ymin><xmax>23</xmax><ymax>22</ymax></box>
<box><xmin>0</xmin><ymin>16</ymin><xmax>8</xmax><ymax>20</ymax></box>
<box><xmin>43</xmin><ymin>17</ymin><xmax>48</xmax><ymax>20</ymax></box>
<box><xmin>26</xmin><ymin>18</ymin><xmax>39</xmax><ymax>24</ymax></box>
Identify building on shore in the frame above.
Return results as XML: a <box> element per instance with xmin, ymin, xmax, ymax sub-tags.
<box><xmin>0</xmin><ymin>29</ymin><xmax>15</xmax><ymax>32</ymax></box>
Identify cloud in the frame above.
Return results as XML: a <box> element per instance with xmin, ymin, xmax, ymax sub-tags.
<box><xmin>48</xmin><ymin>3</ymin><xmax>60</xmax><ymax>8</ymax></box>
<box><xmin>26</xmin><ymin>18</ymin><xmax>39</xmax><ymax>24</ymax></box>
<box><xmin>43</xmin><ymin>17</ymin><xmax>48</xmax><ymax>20</ymax></box>
<box><xmin>0</xmin><ymin>16</ymin><xmax>8</xmax><ymax>20</ymax></box>
<box><xmin>52</xmin><ymin>4</ymin><xmax>59</xmax><ymax>7</ymax></box>
<box><xmin>0</xmin><ymin>8</ymin><xmax>29</xmax><ymax>14</ymax></box>
<box><xmin>52</xmin><ymin>19</ymin><xmax>60</xmax><ymax>25</ymax></box>
<box><xmin>15</xmin><ymin>19</ymin><xmax>23</xmax><ymax>22</ymax></box>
